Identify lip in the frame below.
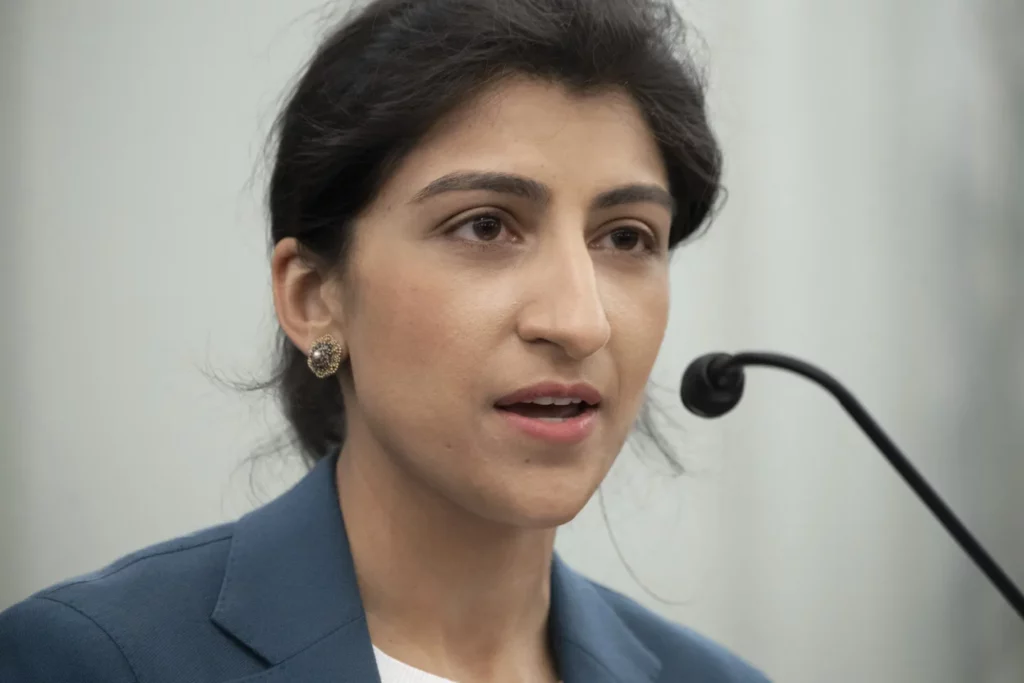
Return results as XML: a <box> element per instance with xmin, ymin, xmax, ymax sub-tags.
<box><xmin>496</xmin><ymin>408</ymin><xmax>598</xmax><ymax>445</ymax></box>
<box><xmin>493</xmin><ymin>381</ymin><xmax>603</xmax><ymax>446</ymax></box>
<box><xmin>494</xmin><ymin>382</ymin><xmax>603</xmax><ymax>408</ymax></box>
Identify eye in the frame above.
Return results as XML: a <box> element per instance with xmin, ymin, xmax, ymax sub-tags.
<box><xmin>447</xmin><ymin>212</ymin><xmax>516</xmax><ymax>244</ymax></box>
<box><xmin>595</xmin><ymin>226</ymin><xmax>658</xmax><ymax>254</ymax></box>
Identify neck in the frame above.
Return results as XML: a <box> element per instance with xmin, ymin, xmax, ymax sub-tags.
<box><xmin>336</xmin><ymin>436</ymin><xmax>558</xmax><ymax>682</ymax></box>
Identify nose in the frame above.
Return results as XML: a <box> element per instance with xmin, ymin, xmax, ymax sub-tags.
<box><xmin>516</xmin><ymin>236</ymin><xmax>612</xmax><ymax>361</ymax></box>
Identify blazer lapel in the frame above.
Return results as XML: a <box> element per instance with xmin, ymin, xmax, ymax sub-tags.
<box><xmin>209</xmin><ymin>453</ymin><xmax>660</xmax><ymax>683</ymax></box>
<box><xmin>549</xmin><ymin>555</ymin><xmax>662</xmax><ymax>683</ymax></box>
<box><xmin>211</xmin><ymin>454</ymin><xmax>380</xmax><ymax>683</ymax></box>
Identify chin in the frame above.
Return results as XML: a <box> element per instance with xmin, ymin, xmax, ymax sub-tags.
<box><xmin>501</xmin><ymin>500</ymin><xmax>586</xmax><ymax>529</ymax></box>
<box><xmin>470</xmin><ymin>473</ymin><xmax>601</xmax><ymax>530</ymax></box>
<box><xmin>513</xmin><ymin>507</ymin><xmax>587</xmax><ymax>530</ymax></box>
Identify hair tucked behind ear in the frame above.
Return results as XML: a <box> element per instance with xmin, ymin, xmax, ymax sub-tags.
<box><xmin>262</xmin><ymin>0</ymin><xmax>723</xmax><ymax>467</ymax></box>
<box><xmin>271</xmin><ymin>331</ymin><xmax>348</xmax><ymax>465</ymax></box>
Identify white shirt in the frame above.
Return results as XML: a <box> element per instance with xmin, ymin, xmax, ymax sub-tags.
<box><xmin>373</xmin><ymin>646</ymin><xmax>457</xmax><ymax>683</ymax></box>
<box><xmin>372</xmin><ymin>646</ymin><xmax>563</xmax><ymax>683</ymax></box>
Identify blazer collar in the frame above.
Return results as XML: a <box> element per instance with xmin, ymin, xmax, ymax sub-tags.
<box><xmin>549</xmin><ymin>555</ymin><xmax>661</xmax><ymax>682</ymax></box>
<box><xmin>211</xmin><ymin>454</ymin><xmax>660</xmax><ymax>683</ymax></box>
<box><xmin>211</xmin><ymin>454</ymin><xmax>368</xmax><ymax>673</ymax></box>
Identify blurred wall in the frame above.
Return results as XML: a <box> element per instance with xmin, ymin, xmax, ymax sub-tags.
<box><xmin>0</xmin><ymin>0</ymin><xmax>26</xmax><ymax>601</ymax></box>
<box><xmin>1</xmin><ymin>1</ymin><xmax>1021</xmax><ymax>681</ymax></box>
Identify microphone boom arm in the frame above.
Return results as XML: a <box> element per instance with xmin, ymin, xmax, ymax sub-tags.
<box><xmin>693</xmin><ymin>351</ymin><xmax>1024</xmax><ymax>622</ymax></box>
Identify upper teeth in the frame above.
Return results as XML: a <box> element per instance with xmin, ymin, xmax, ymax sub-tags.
<box><xmin>525</xmin><ymin>397</ymin><xmax>583</xmax><ymax>406</ymax></box>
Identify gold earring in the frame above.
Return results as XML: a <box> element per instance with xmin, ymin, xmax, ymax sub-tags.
<box><xmin>307</xmin><ymin>334</ymin><xmax>345</xmax><ymax>379</ymax></box>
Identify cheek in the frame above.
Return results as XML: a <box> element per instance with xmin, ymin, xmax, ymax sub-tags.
<box><xmin>346</xmin><ymin>260</ymin><xmax>504</xmax><ymax>413</ymax></box>
<box><xmin>606</xmin><ymin>274</ymin><xmax>670</xmax><ymax>398</ymax></box>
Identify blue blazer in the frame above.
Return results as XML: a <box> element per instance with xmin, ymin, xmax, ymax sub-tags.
<box><xmin>0</xmin><ymin>455</ymin><xmax>769</xmax><ymax>682</ymax></box>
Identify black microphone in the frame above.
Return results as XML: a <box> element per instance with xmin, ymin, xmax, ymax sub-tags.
<box><xmin>681</xmin><ymin>351</ymin><xmax>1024</xmax><ymax>623</ymax></box>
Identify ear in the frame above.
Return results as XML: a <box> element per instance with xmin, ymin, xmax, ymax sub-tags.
<box><xmin>271</xmin><ymin>238</ymin><xmax>346</xmax><ymax>355</ymax></box>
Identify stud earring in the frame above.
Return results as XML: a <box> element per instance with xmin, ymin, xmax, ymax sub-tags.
<box><xmin>307</xmin><ymin>334</ymin><xmax>345</xmax><ymax>379</ymax></box>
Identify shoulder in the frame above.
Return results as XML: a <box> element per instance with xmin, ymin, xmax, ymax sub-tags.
<box><xmin>30</xmin><ymin>522</ymin><xmax>234</xmax><ymax>621</ymax></box>
<box><xmin>0</xmin><ymin>597</ymin><xmax>139</xmax><ymax>682</ymax></box>
<box><xmin>0</xmin><ymin>523</ymin><xmax>246</xmax><ymax>683</ymax></box>
<box><xmin>591</xmin><ymin>581</ymin><xmax>771</xmax><ymax>682</ymax></box>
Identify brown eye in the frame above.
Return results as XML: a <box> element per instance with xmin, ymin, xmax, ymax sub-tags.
<box><xmin>470</xmin><ymin>215</ymin><xmax>502</xmax><ymax>241</ymax></box>
<box><xmin>609</xmin><ymin>228</ymin><xmax>642</xmax><ymax>250</ymax></box>
<box><xmin>449</xmin><ymin>213</ymin><xmax>511</xmax><ymax>243</ymax></box>
<box><xmin>597</xmin><ymin>227</ymin><xmax>655</xmax><ymax>254</ymax></box>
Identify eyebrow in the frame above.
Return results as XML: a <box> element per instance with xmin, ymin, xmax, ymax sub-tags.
<box><xmin>410</xmin><ymin>171</ymin><xmax>676</xmax><ymax>215</ymax></box>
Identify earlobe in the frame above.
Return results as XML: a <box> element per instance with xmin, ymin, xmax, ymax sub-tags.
<box><xmin>271</xmin><ymin>238</ymin><xmax>345</xmax><ymax>357</ymax></box>
<box><xmin>307</xmin><ymin>334</ymin><xmax>347</xmax><ymax>379</ymax></box>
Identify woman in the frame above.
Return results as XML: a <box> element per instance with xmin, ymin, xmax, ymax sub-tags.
<box><xmin>0</xmin><ymin>0</ymin><xmax>768</xmax><ymax>681</ymax></box>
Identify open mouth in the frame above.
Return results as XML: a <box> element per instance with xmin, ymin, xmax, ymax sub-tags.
<box><xmin>495</xmin><ymin>402</ymin><xmax>595</xmax><ymax>421</ymax></box>
<box><xmin>493</xmin><ymin>395</ymin><xmax>600</xmax><ymax>443</ymax></box>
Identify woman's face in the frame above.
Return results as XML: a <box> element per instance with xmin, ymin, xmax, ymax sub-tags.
<box><xmin>330</xmin><ymin>77</ymin><xmax>672</xmax><ymax>528</ymax></box>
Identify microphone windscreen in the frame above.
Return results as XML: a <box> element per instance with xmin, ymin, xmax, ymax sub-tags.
<box><xmin>680</xmin><ymin>353</ymin><xmax>746</xmax><ymax>418</ymax></box>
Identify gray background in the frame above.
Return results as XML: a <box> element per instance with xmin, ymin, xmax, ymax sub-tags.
<box><xmin>2</xmin><ymin>1</ymin><xmax>1022</xmax><ymax>680</ymax></box>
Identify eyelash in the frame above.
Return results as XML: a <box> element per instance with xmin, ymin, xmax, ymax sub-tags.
<box><xmin>445</xmin><ymin>211</ymin><xmax>661</xmax><ymax>256</ymax></box>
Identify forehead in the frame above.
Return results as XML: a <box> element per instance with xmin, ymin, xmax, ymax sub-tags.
<box><xmin>379</xmin><ymin>77</ymin><xmax>669</xmax><ymax>201</ymax></box>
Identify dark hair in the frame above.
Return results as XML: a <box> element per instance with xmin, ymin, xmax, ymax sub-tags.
<box><xmin>265</xmin><ymin>0</ymin><xmax>723</xmax><ymax>467</ymax></box>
